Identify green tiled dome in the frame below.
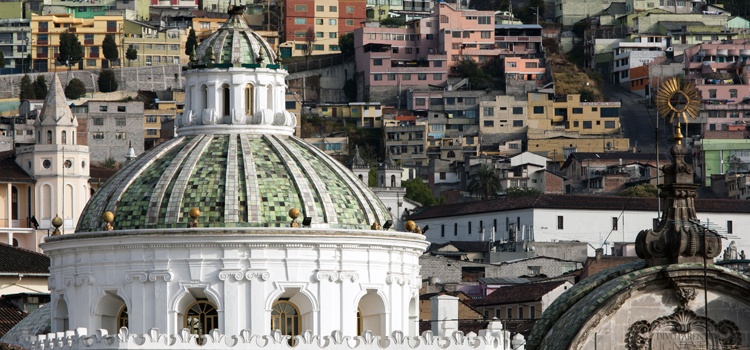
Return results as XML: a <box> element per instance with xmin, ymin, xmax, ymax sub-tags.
<box><xmin>193</xmin><ymin>5</ymin><xmax>277</xmax><ymax>66</ymax></box>
<box><xmin>77</xmin><ymin>134</ymin><xmax>391</xmax><ymax>231</ymax></box>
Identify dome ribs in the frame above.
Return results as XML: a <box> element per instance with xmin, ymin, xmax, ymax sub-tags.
<box><xmin>239</xmin><ymin>134</ymin><xmax>262</xmax><ymax>222</ymax></box>
<box><xmin>264</xmin><ymin>135</ymin><xmax>323</xmax><ymax>225</ymax></box>
<box><xmin>146</xmin><ymin>135</ymin><xmax>204</xmax><ymax>226</ymax></box>
<box><xmin>224</xmin><ymin>134</ymin><xmax>240</xmax><ymax>223</ymax></box>
<box><xmin>290</xmin><ymin>137</ymin><xmax>382</xmax><ymax>227</ymax></box>
<box><xmin>270</xmin><ymin>135</ymin><xmax>338</xmax><ymax>225</ymax></box>
<box><xmin>87</xmin><ymin>137</ymin><xmax>185</xmax><ymax>230</ymax></box>
<box><xmin>165</xmin><ymin>135</ymin><xmax>214</xmax><ymax>224</ymax></box>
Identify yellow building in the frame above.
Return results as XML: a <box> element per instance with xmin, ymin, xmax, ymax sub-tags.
<box><xmin>527</xmin><ymin>93</ymin><xmax>622</xmax><ymax>136</ymax></box>
<box><xmin>527</xmin><ymin>137</ymin><xmax>631</xmax><ymax>163</ymax></box>
<box><xmin>31</xmin><ymin>14</ymin><xmax>124</xmax><ymax>72</ymax></box>
<box><xmin>144</xmin><ymin>91</ymin><xmax>184</xmax><ymax>149</ymax></box>
<box><xmin>315</xmin><ymin>102</ymin><xmax>383</xmax><ymax>128</ymax></box>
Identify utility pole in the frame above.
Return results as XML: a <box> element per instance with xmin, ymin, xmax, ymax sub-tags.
<box><xmin>530</xmin><ymin>7</ymin><xmax>539</xmax><ymax>24</ymax></box>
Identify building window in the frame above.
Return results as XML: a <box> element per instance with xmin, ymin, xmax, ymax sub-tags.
<box><xmin>484</xmin><ymin>107</ymin><xmax>494</xmax><ymax>116</ymax></box>
<box><xmin>557</xmin><ymin>216</ymin><xmax>563</xmax><ymax>229</ymax></box>
<box><xmin>294</xmin><ymin>4</ymin><xmax>306</xmax><ymax>11</ymax></box>
<box><xmin>313</xmin><ymin>44</ymin><xmax>324</xmax><ymax>51</ymax></box>
<box><xmin>727</xmin><ymin>220</ymin><xmax>732</xmax><ymax>234</ymax></box>
<box><xmin>484</xmin><ymin>120</ymin><xmax>494</xmax><ymax>127</ymax></box>
<box><xmin>271</xmin><ymin>301</ymin><xmax>300</xmax><ymax>345</ymax></box>
<box><xmin>441</xmin><ymin>224</ymin><xmax>445</xmax><ymax>237</ymax></box>
<box><xmin>315</xmin><ymin>32</ymin><xmax>324</xmax><ymax>38</ymax></box>
<box><xmin>388</xmin><ymin>73</ymin><xmax>396</xmax><ymax>81</ymax></box>
<box><xmin>416</xmin><ymin>98</ymin><xmax>426</xmax><ymax>106</ymax></box>
<box><xmin>709</xmin><ymin>89</ymin><xmax>717</xmax><ymax>98</ymax></box>
<box><xmin>329</xmin><ymin>19</ymin><xmax>337</xmax><ymax>25</ymax></box>
<box><xmin>146</xmin><ymin>116</ymin><xmax>158</xmax><ymax>123</ymax></box>
<box><xmin>61</xmin><ymin>131</ymin><xmax>67</xmax><ymax>144</ymax></box>
<box><xmin>525</xmin><ymin>62</ymin><xmax>538</xmax><ymax>68</ymax></box>
<box><xmin>512</xmin><ymin>107</ymin><xmax>523</xmax><ymax>114</ymax></box>
<box><xmin>533</xmin><ymin>106</ymin><xmax>544</xmax><ymax>114</ymax></box>
<box><xmin>730</xmin><ymin>89</ymin><xmax>737</xmax><ymax>98</ymax></box>
<box><xmin>330</xmin><ymin>45</ymin><xmax>340</xmax><ymax>51</ymax></box>
<box><xmin>572</xmin><ymin>108</ymin><xmax>583</xmax><ymax>114</ymax></box>
<box><xmin>294</xmin><ymin>18</ymin><xmax>306</xmax><ymax>25</ymax></box>
<box><xmin>184</xmin><ymin>300</ymin><xmax>219</xmax><ymax>342</ymax></box>
<box><xmin>330</xmin><ymin>5</ymin><xmax>338</xmax><ymax>11</ymax></box>
<box><xmin>316</xmin><ymin>5</ymin><xmax>323</xmax><ymax>11</ymax></box>
<box><xmin>115</xmin><ymin>132</ymin><xmax>126</xmax><ymax>139</ymax></box>
<box><xmin>583</xmin><ymin>121</ymin><xmax>592</xmax><ymax>129</ymax></box>
<box><xmin>93</xmin><ymin>117</ymin><xmax>104</xmax><ymax>125</ymax></box>
<box><xmin>402</xmin><ymin>74</ymin><xmax>411</xmax><ymax>80</ymax></box>
<box><xmin>117</xmin><ymin>106</ymin><xmax>126</xmax><ymax>112</ymax></box>
<box><xmin>518</xmin><ymin>306</ymin><xmax>524</xmax><ymax>319</ymax></box>
<box><xmin>99</xmin><ymin>106</ymin><xmax>108</xmax><ymax>112</ymax></box>
<box><xmin>315</xmin><ymin>19</ymin><xmax>323</xmax><ymax>25</ymax></box>
<box><xmin>529</xmin><ymin>306</ymin><xmax>536</xmax><ymax>320</ymax></box>
<box><xmin>374</xmin><ymin>58</ymin><xmax>383</xmax><ymax>66</ymax></box>
<box><xmin>346</xmin><ymin>6</ymin><xmax>354</xmax><ymax>12</ymax></box>
<box><xmin>374</xmin><ymin>74</ymin><xmax>382</xmax><ymax>81</ymax></box>
<box><xmin>93</xmin><ymin>132</ymin><xmax>105</xmax><ymax>139</ymax></box>
<box><xmin>116</xmin><ymin>118</ymin><xmax>126</xmax><ymax>126</ymax></box>
<box><xmin>117</xmin><ymin>306</ymin><xmax>128</xmax><ymax>329</ymax></box>
<box><xmin>329</xmin><ymin>32</ymin><xmax>337</xmax><ymax>38</ymax></box>
<box><xmin>433</xmin><ymin>73</ymin><xmax>443</xmax><ymax>80</ymax></box>
<box><xmin>513</xmin><ymin>120</ymin><xmax>523</xmax><ymax>127</ymax></box>
<box><xmin>481</xmin><ymin>31</ymin><xmax>491</xmax><ymax>38</ymax></box>
<box><xmin>245</xmin><ymin>84</ymin><xmax>254</xmax><ymax>115</ymax></box>
<box><xmin>454</xmin><ymin>223</ymin><xmax>458</xmax><ymax>236</ymax></box>
<box><xmin>346</xmin><ymin>19</ymin><xmax>353</xmax><ymax>26</ymax></box>
<box><xmin>605</xmin><ymin>121</ymin><xmax>616</xmax><ymax>128</ymax></box>
<box><xmin>612</xmin><ymin>217</ymin><xmax>618</xmax><ymax>230</ymax></box>
<box><xmin>507</xmin><ymin>308</ymin><xmax>512</xmax><ymax>319</ymax></box>
<box><xmin>418</xmin><ymin>73</ymin><xmax>426</xmax><ymax>80</ymax></box>
<box><xmin>468</xmin><ymin>221</ymin><xmax>472</xmax><ymax>235</ymax></box>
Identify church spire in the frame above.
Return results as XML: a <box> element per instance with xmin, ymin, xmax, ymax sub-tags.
<box><xmin>37</xmin><ymin>74</ymin><xmax>76</xmax><ymax>127</ymax></box>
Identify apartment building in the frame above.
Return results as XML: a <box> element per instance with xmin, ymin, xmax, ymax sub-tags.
<box><xmin>478</xmin><ymin>95</ymin><xmax>528</xmax><ymax>136</ymax></box>
<box><xmin>383</xmin><ymin>118</ymin><xmax>428</xmax><ymax>167</ymax></box>
<box><xmin>315</xmin><ymin>102</ymin><xmax>383</xmax><ymax>128</ymax></box>
<box><xmin>123</xmin><ymin>24</ymin><xmax>186</xmax><ymax>67</ymax></box>
<box><xmin>683</xmin><ymin>40</ymin><xmax>750</xmax><ymax>134</ymax></box>
<box><xmin>611</xmin><ymin>36</ymin><xmax>667</xmax><ymax>86</ymax></box>
<box><xmin>527</xmin><ymin>93</ymin><xmax>622</xmax><ymax>136</ymax></box>
<box><xmin>30</xmin><ymin>14</ymin><xmax>124</xmax><ymax>72</ymax></box>
<box><xmin>0</xmin><ymin>19</ymin><xmax>31</xmax><ymax>74</ymax></box>
<box><xmin>280</xmin><ymin>0</ymin><xmax>366</xmax><ymax>57</ymax></box>
<box><xmin>493</xmin><ymin>24</ymin><xmax>543</xmax><ymax>58</ymax></box>
<box><xmin>70</xmin><ymin>100</ymin><xmax>144</xmax><ymax>164</ymax></box>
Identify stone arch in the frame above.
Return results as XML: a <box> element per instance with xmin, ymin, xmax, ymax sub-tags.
<box><xmin>53</xmin><ymin>295</ymin><xmax>69</xmax><ymax>332</ymax></box>
<box><xmin>221</xmin><ymin>83</ymin><xmax>231</xmax><ymax>117</ymax></box>
<box><xmin>61</xmin><ymin>130</ymin><xmax>67</xmax><ymax>145</ymax></box>
<box><xmin>245</xmin><ymin>84</ymin><xmax>255</xmax><ymax>116</ymax></box>
<box><xmin>46</xmin><ymin>130</ymin><xmax>52</xmax><ymax>144</ymax></box>
<box><xmin>93</xmin><ymin>291</ymin><xmax>128</xmax><ymax>333</ymax></box>
<box><xmin>390</xmin><ymin>174</ymin><xmax>396</xmax><ymax>188</ymax></box>
<box><xmin>408</xmin><ymin>296</ymin><xmax>418</xmax><ymax>335</ymax></box>
<box><xmin>172</xmin><ymin>285</ymin><xmax>223</xmax><ymax>332</ymax></box>
<box><xmin>356</xmin><ymin>289</ymin><xmax>387</xmax><ymax>336</ymax></box>
<box><xmin>266</xmin><ymin>283</ymin><xmax>318</xmax><ymax>334</ymax></box>
<box><xmin>65</xmin><ymin>184</ymin><xmax>74</xmax><ymax>222</ymax></box>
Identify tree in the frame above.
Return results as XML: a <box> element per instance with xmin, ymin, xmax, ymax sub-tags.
<box><xmin>451</xmin><ymin>58</ymin><xmax>493</xmax><ymax>90</ymax></box>
<box><xmin>368</xmin><ymin>167</ymin><xmax>377</xmax><ymax>187</ymax></box>
<box><xmin>380</xmin><ymin>16</ymin><xmax>404</xmax><ymax>26</ymax></box>
<box><xmin>403</xmin><ymin>178</ymin><xmax>438</xmax><ymax>206</ymax></box>
<box><xmin>64</xmin><ymin>78</ymin><xmax>87</xmax><ymax>99</ymax></box>
<box><xmin>339</xmin><ymin>32</ymin><xmax>354</xmax><ymax>56</ymax></box>
<box><xmin>98</xmin><ymin>69</ymin><xmax>118</xmax><ymax>93</ymax></box>
<box><xmin>126</xmin><ymin>44</ymin><xmax>138</xmax><ymax>66</ymax></box>
<box><xmin>304</xmin><ymin>27</ymin><xmax>315</xmax><ymax>62</ymax></box>
<box><xmin>618</xmin><ymin>184</ymin><xmax>658</xmax><ymax>198</ymax></box>
<box><xmin>185</xmin><ymin>28</ymin><xmax>197</xmax><ymax>57</ymax></box>
<box><xmin>468</xmin><ymin>165</ymin><xmax>502</xmax><ymax>200</ymax></box>
<box><xmin>102</xmin><ymin>34</ymin><xmax>119</xmax><ymax>67</ymax></box>
<box><xmin>33</xmin><ymin>75</ymin><xmax>48</xmax><ymax>100</ymax></box>
<box><xmin>99</xmin><ymin>156</ymin><xmax>118</xmax><ymax>169</ymax></box>
<box><xmin>0</xmin><ymin>50</ymin><xmax>5</xmax><ymax>69</ymax></box>
<box><xmin>506</xmin><ymin>186</ymin><xmax>542</xmax><ymax>197</ymax></box>
<box><xmin>19</xmin><ymin>74</ymin><xmax>35</xmax><ymax>100</ymax></box>
<box><xmin>57</xmin><ymin>31</ymin><xmax>83</xmax><ymax>69</ymax></box>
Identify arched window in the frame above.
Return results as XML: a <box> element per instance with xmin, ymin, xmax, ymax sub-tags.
<box><xmin>447</xmin><ymin>151</ymin><xmax>455</xmax><ymax>158</ymax></box>
<box><xmin>200</xmin><ymin>85</ymin><xmax>208</xmax><ymax>112</ymax></box>
<box><xmin>266</xmin><ymin>85</ymin><xmax>273</xmax><ymax>110</ymax></box>
<box><xmin>37</xmin><ymin>131</ymin><xmax>40</xmax><ymax>144</ymax></box>
<box><xmin>117</xmin><ymin>306</ymin><xmax>128</xmax><ymax>329</ymax></box>
<box><xmin>12</xmin><ymin>238</ymin><xmax>18</xmax><ymax>247</ymax></box>
<box><xmin>390</xmin><ymin>175</ymin><xmax>396</xmax><ymax>187</ymax></box>
<box><xmin>358</xmin><ymin>174</ymin><xmax>363</xmax><ymax>181</ymax></box>
<box><xmin>357</xmin><ymin>308</ymin><xmax>363</xmax><ymax>336</ymax></box>
<box><xmin>245</xmin><ymin>84</ymin><xmax>254</xmax><ymax>115</ymax></box>
<box><xmin>271</xmin><ymin>301</ymin><xmax>300</xmax><ymax>344</ymax></box>
<box><xmin>11</xmin><ymin>186</ymin><xmax>18</xmax><ymax>220</ymax></box>
<box><xmin>357</xmin><ymin>290</ymin><xmax>386</xmax><ymax>336</ymax></box>
<box><xmin>184</xmin><ymin>300</ymin><xmax>219</xmax><ymax>342</ymax></box>
<box><xmin>54</xmin><ymin>298</ymin><xmax>69</xmax><ymax>332</ymax></box>
<box><xmin>222</xmin><ymin>84</ymin><xmax>231</xmax><ymax>117</ymax></box>
<box><xmin>72</xmin><ymin>131</ymin><xmax>75</xmax><ymax>145</ymax></box>
<box><xmin>47</xmin><ymin>130</ymin><xmax>52</xmax><ymax>144</ymax></box>
<box><xmin>61</xmin><ymin>131</ymin><xmax>67</xmax><ymax>144</ymax></box>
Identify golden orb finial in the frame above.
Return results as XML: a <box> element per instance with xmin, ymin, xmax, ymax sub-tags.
<box><xmin>51</xmin><ymin>214</ymin><xmax>63</xmax><ymax>236</ymax></box>
<box><xmin>102</xmin><ymin>211</ymin><xmax>115</xmax><ymax>231</ymax></box>
<box><xmin>289</xmin><ymin>208</ymin><xmax>301</xmax><ymax>227</ymax></box>
<box><xmin>371</xmin><ymin>221</ymin><xmax>381</xmax><ymax>230</ymax></box>
<box><xmin>404</xmin><ymin>220</ymin><xmax>416</xmax><ymax>232</ymax></box>
<box><xmin>188</xmin><ymin>207</ymin><xmax>201</xmax><ymax>228</ymax></box>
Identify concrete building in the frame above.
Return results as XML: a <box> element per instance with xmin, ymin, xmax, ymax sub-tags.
<box><xmin>383</xmin><ymin>118</ymin><xmax>428</xmax><ymax>167</ymax></box>
<box><xmin>472</xmin><ymin>280</ymin><xmax>573</xmax><ymax>322</ymax></box>
<box><xmin>0</xmin><ymin>19</ymin><xmax>31</xmax><ymax>74</ymax></box>
<box><xmin>71</xmin><ymin>100</ymin><xmax>145</xmax><ymax>164</ymax></box>
<box><xmin>280</xmin><ymin>0</ymin><xmax>366</xmax><ymax>58</ymax></box>
<box><xmin>478</xmin><ymin>94</ymin><xmax>528</xmax><ymax>136</ymax></box>
<box><xmin>611</xmin><ymin>36</ymin><xmax>667</xmax><ymax>86</ymax></box>
<box><xmin>409</xmin><ymin>193</ymin><xmax>750</xmax><ymax>256</ymax></box>
<box><xmin>123</xmin><ymin>21</ymin><xmax>187</xmax><ymax>67</ymax></box>
<box><xmin>560</xmin><ymin>152</ymin><xmax>663</xmax><ymax>194</ymax></box>
<box><xmin>693</xmin><ymin>133</ymin><xmax>750</xmax><ymax>186</ymax></box>
<box><xmin>314</xmin><ymin>102</ymin><xmax>383</xmax><ymax>128</ymax></box>
<box><xmin>30</xmin><ymin>14</ymin><xmax>124</xmax><ymax>72</ymax></box>
<box><xmin>527</xmin><ymin>93</ymin><xmax>622</xmax><ymax>137</ymax></box>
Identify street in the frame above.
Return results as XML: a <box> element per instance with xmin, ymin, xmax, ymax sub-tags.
<box><xmin>604</xmin><ymin>84</ymin><xmax>672</xmax><ymax>156</ymax></box>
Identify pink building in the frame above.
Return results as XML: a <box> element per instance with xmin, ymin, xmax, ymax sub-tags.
<box><xmin>354</xmin><ymin>2</ymin><xmax>542</xmax><ymax>104</ymax></box>
<box><xmin>684</xmin><ymin>39</ymin><xmax>750</xmax><ymax>133</ymax></box>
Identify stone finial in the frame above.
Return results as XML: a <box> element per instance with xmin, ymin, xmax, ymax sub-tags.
<box><xmin>405</xmin><ymin>220</ymin><xmax>416</xmax><ymax>233</ymax></box>
<box><xmin>102</xmin><ymin>211</ymin><xmax>115</xmax><ymax>231</ymax></box>
<box><xmin>188</xmin><ymin>207</ymin><xmax>201</xmax><ymax>228</ymax></box>
<box><xmin>371</xmin><ymin>221</ymin><xmax>381</xmax><ymax>230</ymax></box>
<box><xmin>351</xmin><ymin>145</ymin><xmax>368</xmax><ymax>169</ymax></box>
<box><xmin>51</xmin><ymin>214</ymin><xmax>63</xmax><ymax>236</ymax></box>
<box><xmin>635</xmin><ymin>122</ymin><xmax>722</xmax><ymax>265</ymax></box>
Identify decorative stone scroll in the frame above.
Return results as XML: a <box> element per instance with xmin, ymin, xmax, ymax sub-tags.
<box><xmin>63</xmin><ymin>275</ymin><xmax>95</xmax><ymax>286</ymax></box>
<box><xmin>313</xmin><ymin>270</ymin><xmax>360</xmax><ymax>283</ymax></box>
<box><xmin>125</xmin><ymin>270</ymin><xmax>174</xmax><ymax>283</ymax></box>
<box><xmin>626</xmin><ymin>308</ymin><xmax>742</xmax><ymax>350</ymax></box>
<box><xmin>217</xmin><ymin>269</ymin><xmax>269</xmax><ymax>281</ymax></box>
<box><xmin>386</xmin><ymin>272</ymin><xmax>413</xmax><ymax>286</ymax></box>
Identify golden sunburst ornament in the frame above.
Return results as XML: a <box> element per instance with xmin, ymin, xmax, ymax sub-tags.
<box><xmin>655</xmin><ymin>77</ymin><xmax>701</xmax><ymax>124</ymax></box>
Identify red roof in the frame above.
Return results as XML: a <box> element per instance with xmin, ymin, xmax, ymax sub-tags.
<box><xmin>394</xmin><ymin>115</ymin><xmax>417</xmax><ymax>121</ymax></box>
<box><xmin>471</xmin><ymin>281</ymin><xmax>568</xmax><ymax>306</ymax></box>
<box><xmin>0</xmin><ymin>152</ymin><xmax>33</xmax><ymax>183</ymax></box>
<box><xmin>0</xmin><ymin>299</ymin><xmax>27</xmax><ymax>339</ymax></box>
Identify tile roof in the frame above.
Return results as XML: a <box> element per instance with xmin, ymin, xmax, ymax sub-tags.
<box><xmin>429</xmin><ymin>241</ymin><xmax>493</xmax><ymax>253</ymax></box>
<box><xmin>0</xmin><ymin>299</ymin><xmax>26</xmax><ymax>339</ymax></box>
<box><xmin>471</xmin><ymin>280</ymin><xmax>568</xmax><ymax>306</ymax></box>
<box><xmin>0</xmin><ymin>153</ymin><xmax>33</xmax><ymax>184</ymax></box>
<box><xmin>579</xmin><ymin>256</ymin><xmax>641</xmax><ymax>281</ymax></box>
<box><xmin>0</xmin><ymin>304</ymin><xmax>50</xmax><ymax>345</ymax></box>
<box><xmin>0</xmin><ymin>244</ymin><xmax>50</xmax><ymax>275</ymax></box>
<box><xmin>408</xmin><ymin>193</ymin><xmax>750</xmax><ymax>220</ymax></box>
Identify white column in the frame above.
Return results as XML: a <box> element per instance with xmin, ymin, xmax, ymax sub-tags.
<box><xmin>248</xmin><ymin>279</ymin><xmax>266</xmax><ymax>334</ymax></box>
<box><xmin>6</xmin><ymin>184</ymin><xmax>12</xmax><ymax>245</ymax></box>
<box><xmin>430</xmin><ymin>295</ymin><xmax>458</xmax><ymax>336</ymax></box>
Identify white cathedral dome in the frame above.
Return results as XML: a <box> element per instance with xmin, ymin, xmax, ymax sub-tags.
<box><xmin>39</xmin><ymin>5</ymin><xmax>430</xmax><ymax>345</ymax></box>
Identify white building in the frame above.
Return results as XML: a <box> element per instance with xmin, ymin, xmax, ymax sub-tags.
<box><xmin>612</xmin><ymin>37</ymin><xmax>667</xmax><ymax>87</ymax></box>
<box><xmin>3</xmin><ymin>6</ymin><xmax>524</xmax><ymax>350</ymax></box>
<box><xmin>410</xmin><ymin>194</ymin><xmax>750</xmax><ymax>255</ymax></box>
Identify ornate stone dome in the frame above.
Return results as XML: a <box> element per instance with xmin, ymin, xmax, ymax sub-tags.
<box><xmin>193</xmin><ymin>5</ymin><xmax>277</xmax><ymax>66</ymax></box>
<box><xmin>76</xmin><ymin>133</ymin><xmax>391</xmax><ymax>231</ymax></box>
